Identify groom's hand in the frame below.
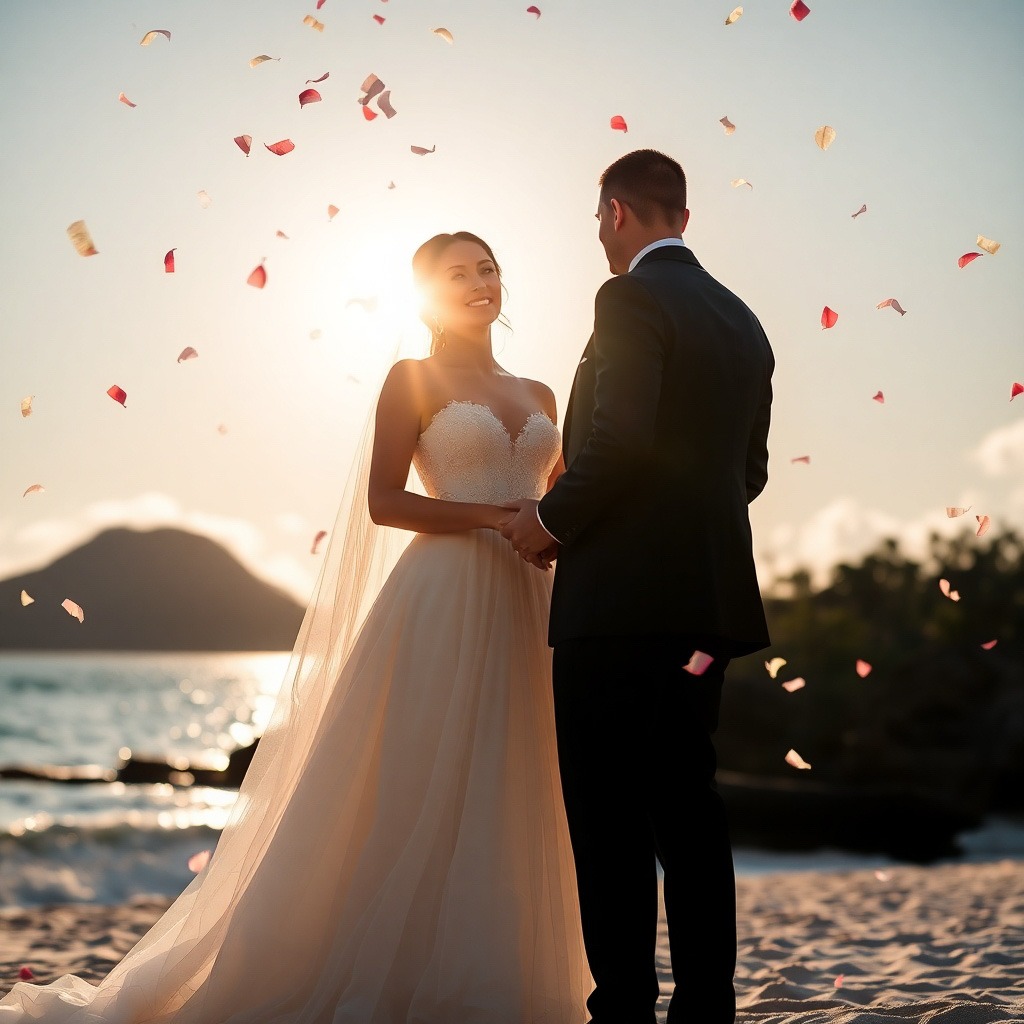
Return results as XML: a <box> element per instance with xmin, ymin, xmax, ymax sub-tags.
<box><xmin>499</xmin><ymin>499</ymin><xmax>559</xmax><ymax>564</ymax></box>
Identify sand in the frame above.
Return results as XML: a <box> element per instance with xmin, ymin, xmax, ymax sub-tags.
<box><xmin>2</xmin><ymin>861</ymin><xmax>1022</xmax><ymax>1022</ymax></box>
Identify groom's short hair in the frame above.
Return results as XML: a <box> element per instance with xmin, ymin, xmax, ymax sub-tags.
<box><xmin>599</xmin><ymin>150</ymin><xmax>687</xmax><ymax>227</ymax></box>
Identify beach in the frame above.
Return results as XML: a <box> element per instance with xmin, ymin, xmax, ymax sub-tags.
<box><xmin>1</xmin><ymin>859</ymin><xmax>1020</xmax><ymax>1022</ymax></box>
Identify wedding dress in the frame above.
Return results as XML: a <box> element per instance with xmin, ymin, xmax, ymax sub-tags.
<box><xmin>0</xmin><ymin>399</ymin><xmax>590</xmax><ymax>1023</ymax></box>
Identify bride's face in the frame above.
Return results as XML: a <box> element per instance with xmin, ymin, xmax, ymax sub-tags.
<box><xmin>428</xmin><ymin>241</ymin><xmax>501</xmax><ymax>334</ymax></box>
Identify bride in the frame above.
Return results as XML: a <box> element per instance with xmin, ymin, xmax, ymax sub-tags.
<box><xmin>0</xmin><ymin>231</ymin><xmax>590</xmax><ymax>1022</ymax></box>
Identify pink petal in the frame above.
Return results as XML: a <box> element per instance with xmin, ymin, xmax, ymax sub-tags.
<box><xmin>764</xmin><ymin>656</ymin><xmax>787</xmax><ymax>679</ymax></box>
<box><xmin>327</xmin><ymin>204</ymin><xmax>339</xmax><ymax>220</ymax></box>
<box><xmin>307</xmin><ymin>72</ymin><xmax>330</xmax><ymax>84</ymax></box>
<box><xmin>855</xmin><ymin>659</ymin><xmax>872</xmax><ymax>678</ymax></box>
<box><xmin>18</xmin><ymin>967</ymin><xmax>34</xmax><ymax>981</ymax></box>
<box><xmin>188</xmin><ymin>849</ymin><xmax>211</xmax><ymax>873</ymax></box>
<box><xmin>311</xmin><ymin>530</ymin><xmax>328</xmax><ymax>554</ymax></box>
<box><xmin>22</xmin><ymin>484</ymin><xmax>44</xmax><ymax>497</ymax></box>
<box><xmin>872</xmin><ymin>391</ymin><xmax>885</xmax><ymax>404</ymax></box>
<box><xmin>118</xmin><ymin>91</ymin><xmax>137</xmax><ymax>108</ymax></box>
<box><xmin>781</xmin><ymin>677</ymin><xmax>805</xmax><ymax>692</ymax></box>
<box><xmin>247</xmin><ymin>262</ymin><xmax>267</xmax><ymax>288</ymax></box>
<box><xmin>265</xmin><ymin>139</ymin><xmax>295</xmax><ymax>155</ymax></box>
<box><xmin>981</xmin><ymin>639</ymin><xmax>998</xmax><ymax>650</ymax></box>
<box><xmin>683</xmin><ymin>650</ymin><xmax>714</xmax><ymax>675</ymax></box>
<box><xmin>834</xmin><ymin>974</ymin><xmax>844</xmax><ymax>989</ymax></box>
<box><xmin>377</xmin><ymin>91</ymin><xmax>397</xmax><ymax>118</ymax></box>
<box><xmin>821</xmin><ymin>306</ymin><xmax>838</xmax><ymax>329</ymax></box>
<box><xmin>958</xmin><ymin>251</ymin><xmax>982</xmax><ymax>268</ymax></box>
<box><xmin>317</xmin><ymin>0</ymin><xmax>327</xmax><ymax>7</ymax></box>
<box><xmin>876</xmin><ymin>297</ymin><xmax>907</xmax><ymax>315</ymax></box>
<box><xmin>299</xmin><ymin>88</ymin><xmax>321</xmax><ymax>108</ymax></box>
<box><xmin>976</xmin><ymin>514</ymin><xmax>991</xmax><ymax>537</ymax></box>
<box><xmin>107</xmin><ymin>385</ymin><xmax>127</xmax><ymax>406</ymax></box>
<box><xmin>276</xmin><ymin>230</ymin><xmax>289</xmax><ymax>239</ymax></box>
<box><xmin>164</xmin><ymin>248</ymin><xmax>176</xmax><ymax>273</ymax></box>
<box><xmin>610</xmin><ymin>115</ymin><xmax>628</xmax><ymax>132</ymax></box>
<box><xmin>1011</xmin><ymin>382</ymin><xmax>1023</xmax><ymax>400</ymax></box>
<box><xmin>790</xmin><ymin>0</ymin><xmax>810</xmax><ymax>20</ymax></box>
<box><xmin>938</xmin><ymin>578</ymin><xmax>960</xmax><ymax>602</ymax></box>
<box><xmin>62</xmin><ymin>598</ymin><xmax>85</xmax><ymax>623</ymax></box>
<box><xmin>359</xmin><ymin>74</ymin><xmax>386</xmax><ymax>105</ymax></box>
<box><xmin>177</xmin><ymin>347</ymin><xmax>198</xmax><ymax>363</ymax></box>
<box><xmin>785</xmin><ymin>748</ymin><xmax>812</xmax><ymax>770</ymax></box>
<box><xmin>372</xmin><ymin>14</ymin><xmax>385</xmax><ymax>24</ymax></box>
<box><xmin>790</xmin><ymin>455</ymin><xmax>810</xmax><ymax>464</ymax></box>
<box><xmin>411</xmin><ymin>144</ymin><xmax>436</xmax><ymax>155</ymax></box>
<box><xmin>234</xmin><ymin>134</ymin><xmax>252</xmax><ymax>157</ymax></box>
<box><xmin>851</xmin><ymin>203</ymin><xmax>867</xmax><ymax>218</ymax></box>
<box><xmin>362</xmin><ymin>105</ymin><xmax>378</xmax><ymax>121</ymax></box>
<box><xmin>720</xmin><ymin>116</ymin><xmax>736</xmax><ymax>134</ymax></box>
<box><xmin>527</xmin><ymin>5</ymin><xmax>542</xmax><ymax>16</ymax></box>
<box><xmin>874</xmin><ymin>869</ymin><xmax>891</xmax><ymax>881</ymax></box>
<box><xmin>945</xmin><ymin>506</ymin><xmax>971</xmax><ymax>518</ymax></box>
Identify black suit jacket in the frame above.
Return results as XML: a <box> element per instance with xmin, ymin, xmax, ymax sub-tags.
<box><xmin>538</xmin><ymin>245</ymin><xmax>774</xmax><ymax>657</ymax></box>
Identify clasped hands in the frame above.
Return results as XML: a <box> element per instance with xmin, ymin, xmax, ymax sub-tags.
<box><xmin>497</xmin><ymin>499</ymin><xmax>559</xmax><ymax>571</ymax></box>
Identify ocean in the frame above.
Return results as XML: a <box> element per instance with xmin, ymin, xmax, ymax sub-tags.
<box><xmin>2</xmin><ymin>652</ymin><xmax>1022</xmax><ymax>908</ymax></box>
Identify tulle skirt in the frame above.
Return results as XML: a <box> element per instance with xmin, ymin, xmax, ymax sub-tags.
<box><xmin>0</xmin><ymin>529</ymin><xmax>589</xmax><ymax>1022</ymax></box>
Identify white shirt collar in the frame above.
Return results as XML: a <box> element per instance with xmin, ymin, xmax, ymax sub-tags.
<box><xmin>628</xmin><ymin>237</ymin><xmax>688</xmax><ymax>273</ymax></box>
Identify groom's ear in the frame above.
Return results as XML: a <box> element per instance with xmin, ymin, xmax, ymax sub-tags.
<box><xmin>609</xmin><ymin>198</ymin><xmax>626</xmax><ymax>231</ymax></box>
<box><xmin>681</xmin><ymin>208</ymin><xmax>690</xmax><ymax>233</ymax></box>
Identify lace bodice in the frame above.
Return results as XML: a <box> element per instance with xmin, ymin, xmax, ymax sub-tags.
<box><xmin>413</xmin><ymin>400</ymin><xmax>561</xmax><ymax>504</ymax></box>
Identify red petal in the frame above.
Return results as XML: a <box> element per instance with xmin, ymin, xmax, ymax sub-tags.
<box><xmin>1011</xmin><ymin>382</ymin><xmax>1023</xmax><ymax>400</ymax></box>
<box><xmin>610</xmin><ymin>115</ymin><xmax>628</xmax><ymax>132</ymax></box>
<box><xmin>834</xmin><ymin>974</ymin><xmax>844</xmax><ymax>989</ymax></box>
<box><xmin>790</xmin><ymin>455</ymin><xmax>811</xmax><ymax>464</ymax></box>
<box><xmin>855</xmin><ymin>659</ymin><xmax>872</xmax><ymax>678</ymax></box>
<box><xmin>363</xmin><ymin>105</ymin><xmax>378</xmax><ymax>121</ymax></box>
<box><xmin>265</xmin><ymin>139</ymin><xmax>295</xmax><ymax>155</ymax></box>
<box><xmin>981</xmin><ymin>639</ymin><xmax>998</xmax><ymax>650</ymax></box>
<box><xmin>188</xmin><ymin>849</ymin><xmax>211</xmax><ymax>873</ymax></box>
<box><xmin>683</xmin><ymin>650</ymin><xmax>714</xmax><ymax>675</ymax></box>
<box><xmin>18</xmin><ymin>966</ymin><xmax>34</xmax><ymax>981</ymax></box>
<box><xmin>328</xmin><ymin>204</ymin><xmax>339</xmax><ymax>220</ymax></box>
<box><xmin>317</xmin><ymin>0</ymin><xmax>326</xmax><ymax>6</ymax></box>
<box><xmin>247</xmin><ymin>262</ymin><xmax>267</xmax><ymax>288</ymax></box>
<box><xmin>821</xmin><ymin>306</ymin><xmax>838</xmax><ymax>329</ymax></box>
<box><xmin>527</xmin><ymin>5</ymin><xmax>542</xmax><ymax>15</ymax></box>
<box><xmin>164</xmin><ymin>248</ymin><xmax>176</xmax><ymax>273</ymax></box>
<box><xmin>411</xmin><ymin>144</ymin><xmax>436</xmax><ymax>155</ymax></box>
<box><xmin>118</xmin><ymin>92</ymin><xmax>137</xmax><ymax>108</ymax></box>
<box><xmin>307</xmin><ymin>72</ymin><xmax>329</xmax><ymax>84</ymax></box>
<box><xmin>958</xmin><ymin>251</ymin><xmax>982</xmax><ymax>268</ymax></box>
<box><xmin>790</xmin><ymin>0</ymin><xmax>810</xmax><ymax>20</ymax></box>
<box><xmin>311</xmin><ymin>530</ymin><xmax>328</xmax><ymax>554</ymax></box>
<box><xmin>372</xmin><ymin>14</ymin><xmax>385</xmax><ymax>24</ymax></box>
<box><xmin>177</xmin><ymin>346</ymin><xmax>198</xmax><ymax>362</ymax></box>
<box><xmin>234</xmin><ymin>134</ymin><xmax>252</xmax><ymax>156</ymax></box>
<box><xmin>107</xmin><ymin>385</ymin><xmax>127</xmax><ymax>406</ymax></box>
<box><xmin>872</xmin><ymin>391</ymin><xmax>884</xmax><ymax>404</ymax></box>
<box><xmin>299</xmin><ymin>89</ymin><xmax>321</xmax><ymax>107</ymax></box>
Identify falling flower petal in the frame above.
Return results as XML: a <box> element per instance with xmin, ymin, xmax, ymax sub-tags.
<box><xmin>234</xmin><ymin>134</ymin><xmax>252</xmax><ymax>156</ymax></box>
<box><xmin>790</xmin><ymin>0</ymin><xmax>810</xmax><ymax>20</ymax></box>
<box><xmin>303</xmin><ymin>15</ymin><xmax>325</xmax><ymax>31</ymax></box>
<box><xmin>725</xmin><ymin>6</ymin><xmax>743</xmax><ymax>24</ymax></box>
<box><xmin>265</xmin><ymin>139</ymin><xmax>295</xmax><ymax>155</ymax></box>
<box><xmin>938</xmin><ymin>578</ymin><xmax>960</xmax><ymax>602</ymax></box>
<box><xmin>247</xmin><ymin>261</ymin><xmax>267</xmax><ymax>288</ymax></box>
<box><xmin>945</xmin><ymin>506</ymin><xmax>971</xmax><ymax>518</ymax></box>
<box><xmin>874</xmin><ymin>869</ymin><xmax>891</xmax><ymax>881</ymax></box>
<box><xmin>188</xmin><ymin>849</ymin><xmax>211</xmax><ymax>873</ymax></box>
<box><xmin>720</xmin><ymin>116</ymin><xmax>736</xmax><ymax>135</ymax></box>
<box><xmin>377</xmin><ymin>91</ymin><xmax>397</xmax><ymax>118</ymax></box>
<box><xmin>683</xmin><ymin>650</ymin><xmax>714</xmax><ymax>676</ymax></box>
<box><xmin>62</xmin><ymin>598</ymin><xmax>85</xmax><ymax>623</ymax></box>
<box><xmin>359</xmin><ymin>73</ymin><xmax>386</xmax><ymax>105</ymax></box>
<box><xmin>18</xmin><ymin>967</ymin><xmax>34</xmax><ymax>982</ymax></box>
<box><xmin>21</xmin><ymin>396</ymin><xmax>33</xmax><ymax>417</ymax></box>
<box><xmin>1011</xmin><ymin>382</ymin><xmax>1023</xmax><ymax>400</ymax></box>
<box><xmin>372</xmin><ymin>14</ymin><xmax>385</xmax><ymax>25</ymax></box>
<box><xmin>976</xmin><ymin>514</ymin><xmax>991</xmax><ymax>537</ymax></box>
<box><xmin>67</xmin><ymin>220</ymin><xmax>98</xmax><ymax>257</ymax></box>
<box><xmin>610</xmin><ymin>115</ymin><xmax>628</xmax><ymax>132</ymax></box>
<box><xmin>22</xmin><ymin>484</ymin><xmax>44</xmax><ymax>497</ymax></box>
<box><xmin>177</xmin><ymin>346</ymin><xmax>198</xmax><ymax>363</ymax></box>
<box><xmin>527</xmin><ymin>5</ymin><xmax>542</xmax><ymax>16</ymax></box>
<box><xmin>781</xmin><ymin>677</ymin><xmax>805</xmax><ymax>693</ymax></box>
<box><xmin>790</xmin><ymin>455</ymin><xmax>811</xmax><ymax>464</ymax></box>
<box><xmin>821</xmin><ymin>306</ymin><xmax>838</xmax><ymax>329</ymax></box>
<box><xmin>107</xmin><ymin>385</ymin><xmax>127</xmax><ymax>406</ymax></box>
<box><xmin>433</xmin><ymin>27</ymin><xmax>454</xmax><ymax>43</ymax></box>
<box><xmin>785</xmin><ymin>748</ymin><xmax>812</xmax><ymax>770</ymax></box>
<box><xmin>197</xmin><ymin>189</ymin><xmax>212</xmax><ymax>208</ymax></box>
<box><xmin>730</xmin><ymin>178</ymin><xmax>753</xmax><ymax>189</ymax></box>
<box><xmin>140</xmin><ymin>29</ymin><xmax>171</xmax><ymax>46</ymax></box>
<box><xmin>299</xmin><ymin>88</ymin><xmax>321</xmax><ymax>107</ymax></box>
<box><xmin>876</xmin><ymin>297</ymin><xmax>906</xmax><ymax>315</ymax></box>
<box><xmin>248</xmin><ymin>55</ymin><xmax>279</xmax><ymax>68</ymax></box>
<box><xmin>327</xmin><ymin>204</ymin><xmax>339</xmax><ymax>220</ymax></box>
<box><xmin>872</xmin><ymin>391</ymin><xmax>885</xmax><ymax>404</ymax></box>
<box><xmin>275</xmin><ymin>230</ymin><xmax>289</xmax><ymax>239</ymax></box>
<box><xmin>362</xmin><ymin>105</ymin><xmax>378</xmax><ymax>121</ymax></box>
<box><xmin>765</xmin><ymin>657</ymin><xmax>787</xmax><ymax>679</ymax></box>
<box><xmin>976</xmin><ymin>235</ymin><xmax>1000</xmax><ymax>255</ymax></box>
<box><xmin>21</xmin><ymin>591</ymin><xmax>34</xmax><ymax>606</ymax></box>
<box><xmin>317</xmin><ymin>0</ymin><xmax>327</xmax><ymax>7</ymax></box>
<box><xmin>851</xmin><ymin>203</ymin><xmax>867</xmax><ymax>218</ymax></box>
<box><xmin>164</xmin><ymin>248</ymin><xmax>176</xmax><ymax>273</ymax></box>
<box><xmin>387</xmin><ymin>180</ymin><xmax>396</xmax><ymax>189</ymax></box>
<box><xmin>834</xmin><ymin>975</ymin><xmax>844</xmax><ymax>989</ymax></box>
<box><xmin>307</xmin><ymin>72</ymin><xmax>329</xmax><ymax>84</ymax></box>
<box><xmin>217</xmin><ymin>423</ymin><xmax>229</xmax><ymax>434</ymax></box>
<box><xmin>814</xmin><ymin>125</ymin><xmax>836</xmax><ymax>151</ymax></box>
<box><xmin>856</xmin><ymin>659</ymin><xmax>872</xmax><ymax>678</ymax></box>
<box><xmin>311</xmin><ymin>530</ymin><xmax>328</xmax><ymax>554</ymax></box>
<box><xmin>411</xmin><ymin>144</ymin><xmax>436</xmax><ymax>155</ymax></box>
<box><xmin>958</xmin><ymin>252</ymin><xmax>982</xmax><ymax>268</ymax></box>
<box><xmin>118</xmin><ymin>91</ymin><xmax>137</xmax><ymax>108</ymax></box>
<box><xmin>981</xmin><ymin>639</ymin><xmax>998</xmax><ymax>650</ymax></box>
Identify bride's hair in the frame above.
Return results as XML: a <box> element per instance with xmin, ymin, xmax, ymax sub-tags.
<box><xmin>412</xmin><ymin>231</ymin><xmax>507</xmax><ymax>355</ymax></box>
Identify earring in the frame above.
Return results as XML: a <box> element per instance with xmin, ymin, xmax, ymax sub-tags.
<box><xmin>431</xmin><ymin>316</ymin><xmax>445</xmax><ymax>337</ymax></box>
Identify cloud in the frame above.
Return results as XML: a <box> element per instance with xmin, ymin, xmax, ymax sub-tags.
<box><xmin>973</xmin><ymin>418</ymin><xmax>1024</xmax><ymax>477</ymax></box>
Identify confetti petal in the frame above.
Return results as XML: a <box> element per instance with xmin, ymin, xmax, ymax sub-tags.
<box><xmin>958</xmin><ymin>251</ymin><xmax>982</xmax><ymax>268</ymax></box>
<box><xmin>311</xmin><ymin>530</ymin><xmax>328</xmax><ymax>554</ymax></box>
<box><xmin>22</xmin><ymin>484</ymin><xmax>44</xmax><ymax>497</ymax></box>
<box><xmin>790</xmin><ymin>455</ymin><xmax>811</xmax><ymax>464</ymax></box>
<box><xmin>327</xmin><ymin>204</ymin><xmax>339</xmax><ymax>220</ymax></box>
<box><xmin>872</xmin><ymin>391</ymin><xmax>885</xmax><ymax>404</ymax></box>
<box><xmin>876</xmin><ymin>297</ymin><xmax>906</xmax><ymax>315</ymax></box>
<box><xmin>299</xmin><ymin>88</ymin><xmax>321</xmax><ymax>107</ymax></box>
<box><xmin>1012</xmin><ymin>382</ymin><xmax>1023</xmax><ymax>400</ymax></box>
<box><xmin>855</xmin><ymin>659</ymin><xmax>872</xmax><ymax>678</ymax></box>
<box><xmin>781</xmin><ymin>677</ymin><xmax>805</xmax><ymax>692</ymax></box>
<box><xmin>20</xmin><ymin>395</ymin><xmax>33</xmax><ymax>417</ymax></box>
<box><xmin>821</xmin><ymin>306</ymin><xmax>838</xmax><ymax>329</ymax></box>
<box><xmin>785</xmin><ymin>748</ymin><xmax>812</xmax><ymax>770</ymax></box>
<box><xmin>107</xmin><ymin>385</ymin><xmax>127</xmax><ymax>406</ymax></box>
<box><xmin>21</xmin><ymin>591</ymin><xmax>34</xmax><ymax>607</ymax></box>
<box><xmin>307</xmin><ymin>72</ymin><xmax>330</xmax><ymax>84</ymax></box>
<box><xmin>411</xmin><ymin>144</ymin><xmax>436</xmax><ymax>155</ymax></box>
<box><xmin>527</xmin><ymin>5</ymin><xmax>542</xmax><ymax>16</ymax></box>
<box><xmin>981</xmin><ymin>639</ymin><xmax>998</xmax><ymax>650</ymax></box>
<box><xmin>834</xmin><ymin>975</ymin><xmax>844</xmax><ymax>989</ymax></box>
<box><xmin>67</xmin><ymin>220</ymin><xmax>98</xmax><ymax>257</ymax></box>
<box><xmin>118</xmin><ymin>91</ymin><xmax>137</xmax><ymax>108</ymax></box>
<box><xmin>140</xmin><ymin>29</ymin><xmax>171</xmax><ymax>46</ymax></box>
<box><xmin>683</xmin><ymin>650</ymin><xmax>715</xmax><ymax>676</ymax></box>
<box><xmin>316</xmin><ymin>0</ymin><xmax>327</xmax><ymax>7</ymax></box>
<box><xmin>362</xmin><ymin>105</ymin><xmax>378</xmax><ymax>121</ymax></box>
<box><xmin>265</xmin><ymin>139</ymin><xmax>295</xmax><ymax>155</ymax></box>
<box><xmin>275</xmin><ymin>230</ymin><xmax>289</xmax><ymax>240</ymax></box>
<box><xmin>358</xmin><ymin>74</ymin><xmax>385</xmax><ymax>105</ymax></box>
<box><xmin>164</xmin><ymin>248</ymin><xmax>176</xmax><ymax>273</ymax></box>
<box><xmin>945</xmin><ymin>506</ymin><xmax>971</xmax><ymax>518</ymax></box>
<box><xmin>851</xmin><ymin>203</ymin><xmax>867</xmax><ymax>218</ymax></box>
<box><xmin>247</xmin><ymin>261</ymin><xmax>267</xmax><ymax>288</ymax></box>
<box><xmin>433</xmin><ymin>27</ymin><xmax>454</xmax><ymax>43</ymax></box>
<box><xmin>730</xmin><ymin>178</ymin><xmax>753</xmax><ymax>189</ymax></box>
<box><xmin>976</xmin><ymin>235</ymin><xmax>1001</xmax><ymax>255</ymax></box>
<box><xmin>303</xmin><ymin>15</ymin><xmax>325</xmax><ymax>31</ymax></box>
<box><xmin>177</xmin><ymin>346</ymin><xmax>198</xmax><ymax>363</ymax></box>
<box><xmin>610</xmin><ymin>115</ymin><xmax>629</xmax><ymax>132</ymax></box>
<box><xmin>18</xmin><ymin>967</ymin><xmax>34</xmax><ymax>982</ymax></box>
<box><xmin>790</xmin><ymin>0</ymin><xmax>810</xmax><ymax>20</ymax></box>
<box><xmin>377</xmin><ymin>90</ymin><xmax>397</xmax><ymax>118</ymax></box>
<box><xmin>62</xmin><ymin>598</ymin><xmax>85</xmax><ymax>623</ymax></box>
<box><xmin>197</xmin><ymin>189</ymin><xmax>212</xmax><ymax>208</ymax></box>
<box><xmin>938</xmin><ymin>578</ymin><xmax>960</xmax><ymax>602</ymax></box>
<box><xmin>725</xmin><ymin>6</ymin><xmax>743</xmax><ymax>24</ymax></box>
<box><xmin>765</xmin><ymin>657</ymin><xmax>787</xmax><ymax>679</ymax></box>
<box><xmin>874</xmin><ymin>869</ymin><xmax>891</xmax><ymax>881</ymax></box>
<box><xmin>976</xmin><ymin>514</ymin><xmax>991</xmax><ymax>537</ymax></box>
<box><xmin>720</xmin><ymin>116</ymin><xmax>736</xmax><ymax>135</ymax></box>
<box><xmin>234</xmin><ymin>134</ymin><xmax>252</xmax><ymax>157</ymax></box>
<box><xmin>814</xmin><ymin>125</ymin><xmax>836</xmax><ymax>150</ymax></box>
<box><xmin>248</xmin><ymin>55</ymin><xmax>280</xmax><ymax>68</ymax></box>
<box><xmin>387</xmin><ymin>180</ymin><xmax>396</xmax><ymax>189</ymax></box>
<box><xmin>188</xmin><ymin>849</ymin><xmax>211</xmax><ymax>873</ymax></box>
<box><xmin>372</xmin><ymin>14</ymin><xmax>386</xmax><ymax>25</ymax></box>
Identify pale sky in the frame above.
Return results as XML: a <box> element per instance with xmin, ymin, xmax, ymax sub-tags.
<box><xmin>2</xmin><ymin>0</ymin><xmax>1022</xmax><ymax>606</ymax></box>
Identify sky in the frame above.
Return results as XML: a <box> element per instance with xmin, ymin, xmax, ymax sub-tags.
<box><xmin>2</xmin><ymin>0</ymin><xmax>1022</xmax><ymax>607</ymax></box>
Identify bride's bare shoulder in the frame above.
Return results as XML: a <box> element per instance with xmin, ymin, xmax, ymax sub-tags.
<box><xmin>517</xmin><ymin>375</ymin><xmax>558</xmax><ymax>420</ymax></box>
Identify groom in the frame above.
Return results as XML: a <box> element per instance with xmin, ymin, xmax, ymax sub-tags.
<box><xmin>500</xmin><ymin>149</ymin><xmax>774</xmax><ymax>1023</ymax></box>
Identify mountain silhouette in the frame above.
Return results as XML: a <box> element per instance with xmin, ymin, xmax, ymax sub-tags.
<box><xmin>0</xmin><ymin>527</ymin><xmax>306</xmax><ymax>650</ymax></box>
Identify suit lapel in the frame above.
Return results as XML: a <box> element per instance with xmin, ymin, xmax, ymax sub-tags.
<box><xmin>562</xmin><ymin>334</ymin><xmax>595</xmax><ymax>464</ymax></box>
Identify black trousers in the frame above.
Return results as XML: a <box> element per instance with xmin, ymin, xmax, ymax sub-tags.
<box><xmin>552</xmin><ymin>636</ymin><xmax>736</xmax><ymax>1024</ymax></box>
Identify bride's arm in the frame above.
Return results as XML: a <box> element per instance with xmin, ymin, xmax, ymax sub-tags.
<box><xmin>367</xmin><ymin>360</ymin><xmax>512</xmax><ymax>533</ymax></box>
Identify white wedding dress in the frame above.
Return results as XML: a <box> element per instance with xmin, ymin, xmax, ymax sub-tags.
<box><xmin>0</xmin><ymin>400</ymin><xmax>590</xmax><ymax>1023</ymax></box>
